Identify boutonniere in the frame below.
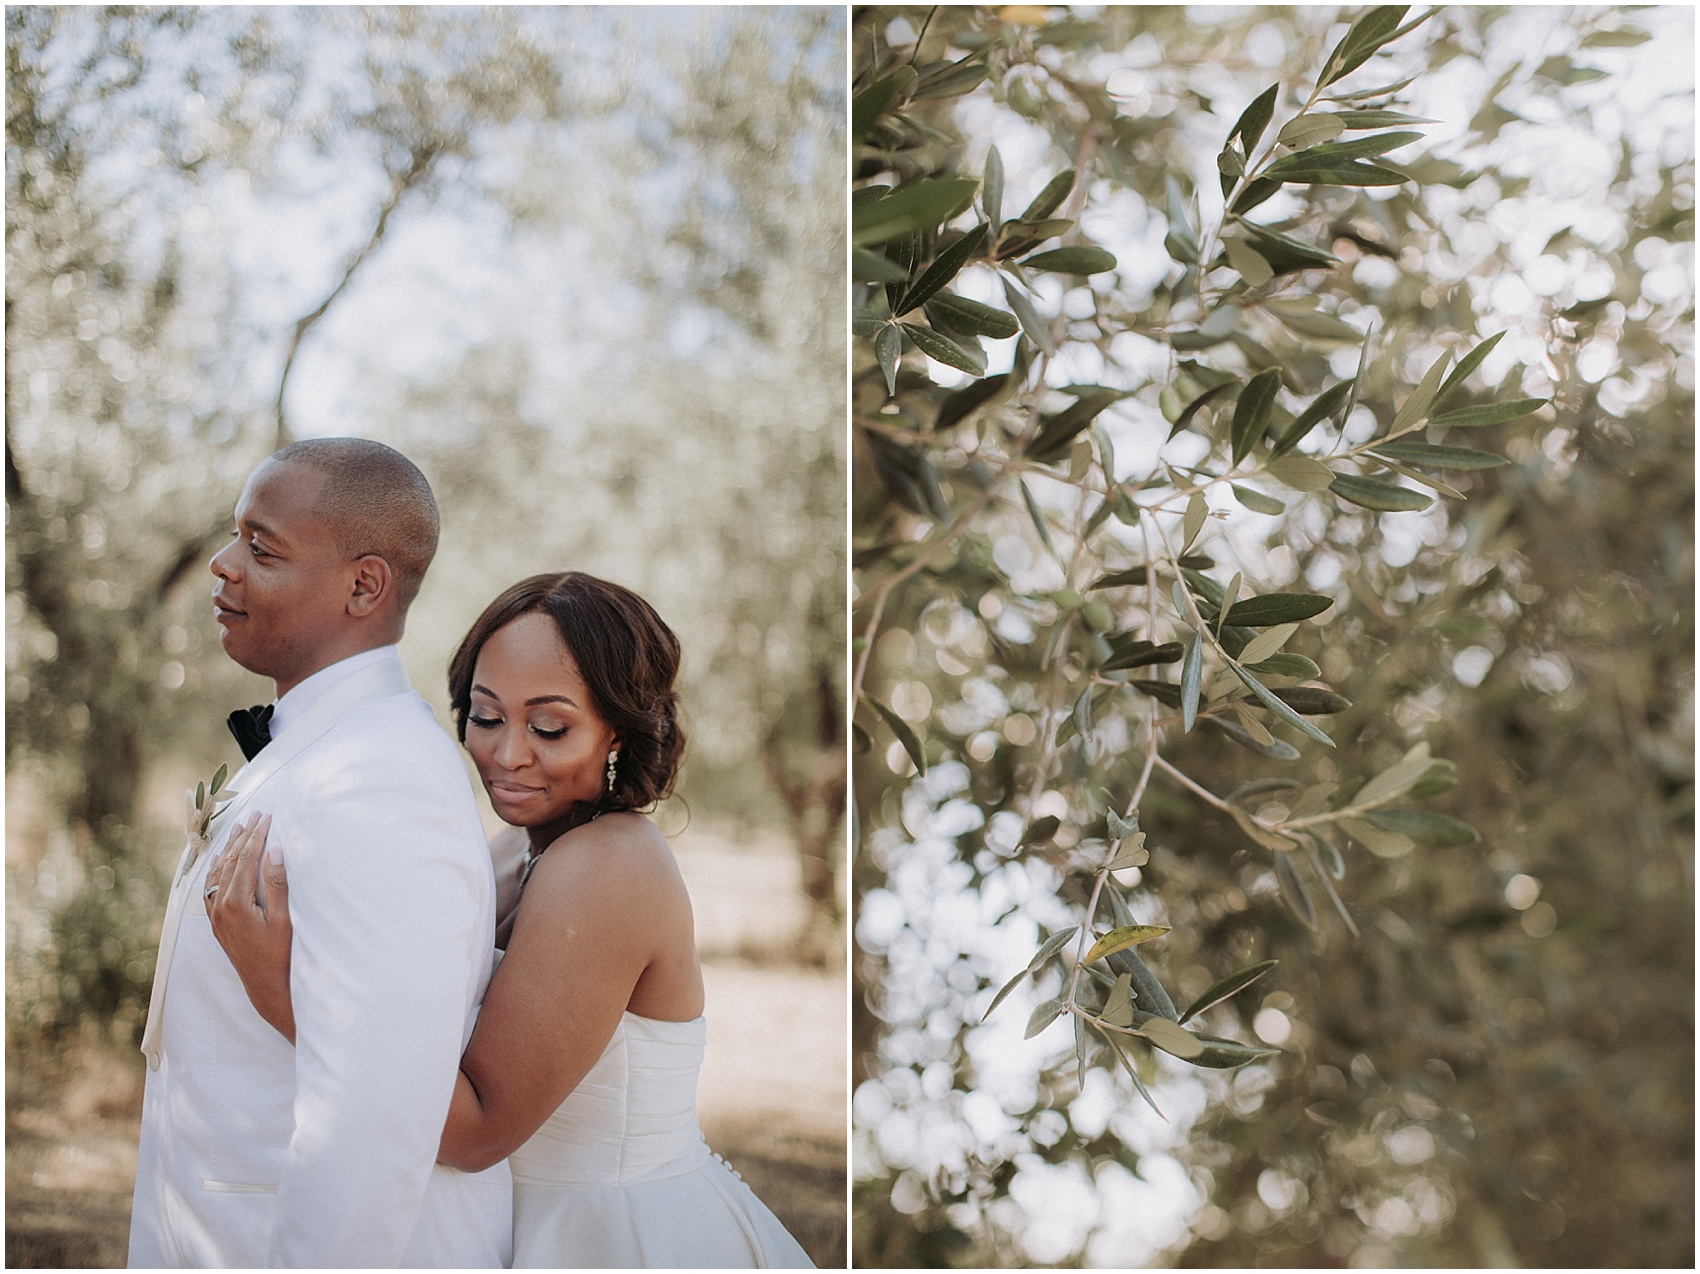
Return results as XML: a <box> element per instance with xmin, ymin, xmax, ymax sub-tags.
<box><xmin>180</xmin><ymin>762</ymin><xmax>237</xmax><ymax>878</ymax></box>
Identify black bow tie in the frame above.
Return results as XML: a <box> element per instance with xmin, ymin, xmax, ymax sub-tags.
<box><xmin>227</xmin><ymin>703</ymin><xmax>274</xmax><ymax>761</ymax></box>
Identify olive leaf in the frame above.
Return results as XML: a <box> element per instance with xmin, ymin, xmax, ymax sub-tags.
<box><xmin>1022</xmin><ymin>245</ymin><xmax>1117</xmax><ymax>275</ymax></box>
<box><xmin>1433</xmin><ymin>331</ymin><xmax>1505</xmax><ymax>407</ymax></box>
<box><xmin>1429</xmin><ymin>398</ymin><xmax>1549</xmax><ymax>429</ymax></box>
<box><xmin>1247</xmin><ymin>652</ymin><xmax>1321</xmax><ymax>678</ymax></box>
<box><xmin>1105</xmin><ymin>946</ymin><xmax>1180</xmax><ymax>1021</ymax></box>
<box><xmin>1339</xmin><ymin>814</ymin><xmax>1415</xmax><ymax>857</ymax></box>
<box><xmin>1169</xmin><ymin>381</ymin><xmax>1234</xmax><ymax>441</ymax></box>
<box><xmin>1276</xmin><ymin>111</ymin><xmax>1347</xmax><ymax>149</ymax></box>
<box><xmin>1223</xmin><ymin>592</ymin><xmax>1333</xmax><ymax>626</ymax></box>
<box><xmin>926</xmin><ymin>293</ymin><xmax>1020</xmax><ymax>341</ymax></box>
<box><xmin>1371</xmin><ymin>441</ymin><xmax>1507</xmax><ymax>470</ymax></box>
<box><xmin>982</xmin><ymin>966</ymin><xmax>1031</xmax><ymax>1021</ymax></box>
<box><xmin>1230</xmin><ymin>664</ymin><xmax>1336</xmax><ymax>748</ymax></box>
<box><xmin>1180</xmin><ymin>629</ymin><xmax>1205</xmax><ymax>732</ymax></box>
<box><xmin>1237</xmin><ymin>622</ymin><xmax>1299</xmax><ymax>666</ymax></box>
<box><xmin>1101</xmin><ymin>641</ymin><xmax>1185</xmax><ymax>672</ymax></box>
<box><xmin>1354</xmin><ymin>741</ymin><xmax>1434</xmax><ymax>807</ymax></box>
<box><xmin>1232</xmin><ymin>483</ymin><xmax>1286</xmax><ymax>515</ymax></box>
<box><xmin>1099</xmin><ymin>1025</ymin><xmax>1167</xmax><ymax>1118</ymax></box>
<box><xmin>1330</xmin><ymin>473</ymin><xmax>1432</xmax><ymax>512</ymax></box>
<box><xmin>1187</xmin><ymin>1033</ymin><xmax>1283</xmax><ymax>1068</ymax></box>
<box><xmin>1319</xmin><ymin>5</ymin><xmax>1413</xmax><ymax>89</ymax></box>
<box><xmin>1103</xmin><ymin>971</ymin><xmax>1135</xmax><ymax>1026</ymax></box>
<box><xmin>1390</xmin><ymin>349</ymin><xmax>1453</xmax><ymax>431</ymax></box>
<box><xmin>853</xmin><ymin>177</ymin><xmax>979</xmax><ymax>246</ymax></box>
<box><xmin>875</xmin><ymin>324</ymin><xmax>901</xmax><ymax>396</ymax></box>
<box><xmin>1019</xmin><ymin>169</ymin><xmax>1077</xmax><ymax>222</ymax></box>
<box><xmin>1178</xmin><ymin>959</ymin><xmax>1279</xmax><ymax>1025</ymax></box>
<box><xmin>982</xmin><ymin>145</ymin><xmax>1004</xmax><ymax>231</ymax></box>
<box><xmin>1224</xmin><ymin>236</ymin><xmax>1274</xmax><ymax>286</ymax></box>
<box><xmin>1229</xmin><ymin>805</ymin><xmax>1299</xmax><ymax>852</ymax></box>
<box><xmin>1030</xmin><ymin>925</ymin><xmax>1081</xmax><ymax>971</ymax></box>
<box><xmin>1230</xmin><ymin>83</ymin><xmax>1280</xmax><ymax>152</ymax></box>
<box><xmin>1020</xmin><ymin>814</ymin><xmax>1062</xmax><ymax>846</ymax></box>
<box><xmin>1273</xmin><ymin>848</ymin><xmax>1318</xmax><ymax>931</ymax></box>
<box><xmin>1213</xmin><ymin>713</ymin><xmax>1302</xmax><ymax>758</ymax></box>
<box><xmin>1231</xmin><ymin>368</ymin><xmax>1282</xmax><ymax>466</ymax></box>
<box><xmin>1136</xmin><ymin>1015</ymin><xmax>1206</xmax><ymax>1059</ymax></box>
<box><xmin>896</xmin><ymin>222</ymin><xmax>989</xmax><ymax>314</ymax></box>
<box><xmin>860</xmin><ymin>691</ymin><xmax>926</xmax><ymax>775</ymax></box>
<box><xmin>1084</xmin><ymin>924</ymin><xmax>1170</xmax><ymax>965</ymax></box>
<box><xmin>1364</xmin><ymin>809</ymin><xmax>1480</xmax><ymax>847</ymax></box>
<box><xmin>1181</xmin><ymin>493</ymin><xmax>1208</xmax><ymax>552</ymax></box>
<box><xmin>1271</xmin><ymin>380</ymin><xmax>1354</xmax><ymax>455</ymax></box>
<box><xmin>1025</xmin><ymin>997</ymin><xmax>1066</xmax><ymax>1039</ymax></box>
<box><xmin>1002</xmin><ymin>278</ymin><xmax>1057</xmax><ymax>355</ymax></box>
<box><xmin>900</xmin><ymin>322</ymin><xmax>985</xmax><ymax>376</ymax></box>
<box><xmin>1270</xmin><ymin>686</ymin><xmax>1351</xmax><ymax>715</ymax></box>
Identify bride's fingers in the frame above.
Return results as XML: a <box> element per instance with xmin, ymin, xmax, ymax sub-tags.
<box><xmin>206</xmin><ymin>814</ymin><xmax>260</xmax><ymax>914</ymax></box>
<box><xmin>204</xmin><ymin>819</ymin><xmax>240</xmax><ymax>913</ymax></box>
<box><xmin>227</xmin><ymin>814</ymin><xmax>272</xmax><ymax>908</ymax></box>
<box><xmin>261</xmin><ymin>841</ymin><xmax>290</xmax><ymax>924</ymax></box>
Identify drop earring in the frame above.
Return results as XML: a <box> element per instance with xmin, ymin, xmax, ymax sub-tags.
<box><xmin>606</xmin><ymin>749</ymin><xmax>618</xmax><ymax>793</ymax></box>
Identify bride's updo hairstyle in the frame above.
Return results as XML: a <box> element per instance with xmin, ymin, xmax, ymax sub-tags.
<box><xmin>448</xmin><ymin>572</ymin><xmax>685</xmax><ymax>813</ymax></box>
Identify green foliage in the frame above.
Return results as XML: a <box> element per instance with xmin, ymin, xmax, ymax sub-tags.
<box><xmin>853</xmin><ymin>4</ymin><xmax>1691</xmax><ymax>1268</ymax></box>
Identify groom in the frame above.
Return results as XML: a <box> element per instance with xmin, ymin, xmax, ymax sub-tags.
<box><xmin>128</xmin><ymin>439</ymin><xmax>512</xmax><ymax>1267</ymax></box>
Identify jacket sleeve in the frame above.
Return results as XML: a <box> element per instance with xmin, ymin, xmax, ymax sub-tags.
<box><xmin>265</xmin><ymin>712</ymin><xmax>493</xmax><ymax>1267</ymax></box>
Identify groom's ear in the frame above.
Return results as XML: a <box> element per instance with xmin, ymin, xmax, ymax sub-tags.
<box><xmin>346</xmin><ymin>554</ymin><xmax>395</xmax><ymax>619</ymax></box>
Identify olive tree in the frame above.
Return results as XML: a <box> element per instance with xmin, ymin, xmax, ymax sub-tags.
<box><xmin>852</xmin><ymin>5</ymin><xmax>1691</xmax><ymax>1266</ymax></box>
<box><xmin>6</xmin><ymin>6</ymin><xmax>848</xmax><ymax>1040</ymax></box>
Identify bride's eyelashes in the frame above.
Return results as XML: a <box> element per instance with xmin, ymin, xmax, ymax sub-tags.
<box><xmin>467</xmin><ymin>713</ymin><xmax>568</xmax><ymax>741</ymax></box>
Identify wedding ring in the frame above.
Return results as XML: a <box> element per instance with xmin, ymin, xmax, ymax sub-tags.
<box><xmin>204</xmin><ymin>885</ymin><xmax>220</xmax><ymax>899</ymax></box>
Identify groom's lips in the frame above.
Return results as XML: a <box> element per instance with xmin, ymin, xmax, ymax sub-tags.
<box><xmin>213</xmin><ymin>598</ymin><xmax>246</xmax><ymax>624</ymax></box>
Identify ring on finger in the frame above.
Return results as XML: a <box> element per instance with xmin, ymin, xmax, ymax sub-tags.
<box><xmin>204</xmin><ymin>884</ymin><xmax>220</xmax><ymax>899</ymax></box>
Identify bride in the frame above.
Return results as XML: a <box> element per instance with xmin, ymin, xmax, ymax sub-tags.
<box><xmin>204</xmin><ymin>571</ymin><xmax>814</xmax><ymax>1269</ymax></box>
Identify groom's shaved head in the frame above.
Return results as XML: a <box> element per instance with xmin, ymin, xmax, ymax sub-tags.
<box><xmin>268</xmin><ymin>438</ymin><xmax>439</xmax><ymax>609</ymax></box>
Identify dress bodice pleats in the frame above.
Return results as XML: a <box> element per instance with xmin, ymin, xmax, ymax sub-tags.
<box><xmin>508</xmin><ymin>1013</ymin><xmax>711</xmax><ymax>1187</ymax></box>
<box><xmin>488</xmin><ymin>950</ymin><xmax>814</xmax><ymax>1269</ymax></box>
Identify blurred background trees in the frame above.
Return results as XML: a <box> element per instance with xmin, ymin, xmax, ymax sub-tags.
<box><xmin>851</xmin><ymin>5</ymin><xmax>1691</xmax><ymax>1268</ymax></box>
<box><xmin>7</xmin><ymin>4</ymin><xmax>846</xmax><ymax>1044</ymax></box>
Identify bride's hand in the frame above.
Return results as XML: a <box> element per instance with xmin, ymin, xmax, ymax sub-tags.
<box><xmin>205</xmin><ymin>813</ymin><xmax>296</xmax><ymax>1043</ymax></box>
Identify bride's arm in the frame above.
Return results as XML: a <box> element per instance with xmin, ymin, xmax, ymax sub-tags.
<box><xmin>208</xmin><ymin>818</ymin><xmax>528</xmax><ymax>1041</ymax></box>
<box><xmin>436</xmin><ymin>816</ymin><xmax>680</xmax><ymax>1172</ymax></box>
<box><xmin>210</xmin><ymin>813</ymin><xmax>687</xmax><ymax>1172</ymax></box>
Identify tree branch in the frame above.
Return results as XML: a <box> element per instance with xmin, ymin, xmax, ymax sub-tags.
<box><xmin>142</xmin><ymin>142</ymin><xmax>445</xmax><ymax>608</ymax></box>
<box><xmin>272</xmin><ymin>141</ymin><xmax>441</xmax><ymax>446</ymax></box>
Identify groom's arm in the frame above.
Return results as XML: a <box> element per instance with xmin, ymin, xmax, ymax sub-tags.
<box><xmin>266</xmin><ymin>719</ymin><xmax>492</xmax><ymax>1267</ymax></box>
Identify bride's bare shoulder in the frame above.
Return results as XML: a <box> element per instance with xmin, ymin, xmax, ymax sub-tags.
<box><xmin>529</xmin><ymin>812</ymin><xmax>683</xmax><ymax>898</ymax></box>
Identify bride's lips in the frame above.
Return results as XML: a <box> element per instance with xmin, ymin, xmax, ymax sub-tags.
<box><xmin>486</xmin><ymin>778</ymin><xmax>544</xmax><ymax>802</ymax></box>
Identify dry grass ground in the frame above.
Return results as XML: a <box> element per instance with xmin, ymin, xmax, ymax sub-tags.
<box><xmin>6</xmin><ymin>825</ymin><xmax>846</xmax><ymax>1268</ymax></box>
<box><xmin>6</xmin><ymin>1034</ymin><xmax>142</xmax><ymax>1269</ymax></box>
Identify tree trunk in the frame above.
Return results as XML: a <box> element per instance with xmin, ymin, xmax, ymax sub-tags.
<box><xmin>762</xmin><ymin>663</ymin><xmax>847</xmax><ymax>964</ymax></box>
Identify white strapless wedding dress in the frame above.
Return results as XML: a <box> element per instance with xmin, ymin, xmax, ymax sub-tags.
<box><xmin>505</xmin><ymin>1009</ymin><xmax>815</xmax><ymax>1268</ymax></box>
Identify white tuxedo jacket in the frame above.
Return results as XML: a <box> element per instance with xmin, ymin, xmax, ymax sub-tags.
<box><xmin>129</xmin><ymin>650</ymin><xmax>513</xmax><ymax>1268</ymax></box>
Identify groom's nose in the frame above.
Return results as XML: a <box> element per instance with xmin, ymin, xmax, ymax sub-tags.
<box><xmin>210</xmin><ymin>539</ymin><xmax>239</xmax><ymax>581</ymax></box>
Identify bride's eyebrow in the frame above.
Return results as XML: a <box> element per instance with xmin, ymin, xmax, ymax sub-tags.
<box><xmin>523</xmin><ymin>694</ymin><xmax>576</xmax><ymax>708</ymax></box>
